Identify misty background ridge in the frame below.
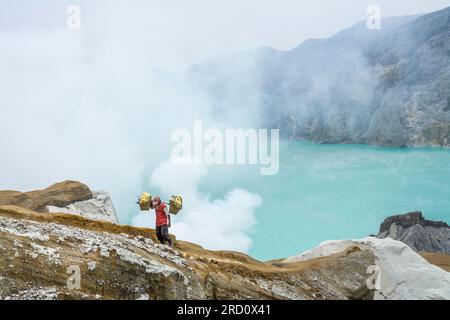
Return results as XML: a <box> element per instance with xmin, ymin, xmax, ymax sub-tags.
<box><xmin>189</xmin><ymin>6</ymin><xmax>450</xmax><ymax>147</ymax></box>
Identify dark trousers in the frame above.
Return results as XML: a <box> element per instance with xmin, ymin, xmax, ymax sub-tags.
<box><xmin>156</xmin><ymin>224</ymin><xmax>172</xmax><ymax>246</ymax></box>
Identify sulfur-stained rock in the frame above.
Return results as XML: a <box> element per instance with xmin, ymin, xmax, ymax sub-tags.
<box><xmin>377</xmin><ymin>211</ymin><xmax>450</xmax><ymax>254</ymax></box>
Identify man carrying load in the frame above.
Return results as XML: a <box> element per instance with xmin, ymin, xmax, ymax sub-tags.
<box><xmin>151</xmin><ymin>196</ymin><xmax>173</xmax><ymax>247</ymax></box>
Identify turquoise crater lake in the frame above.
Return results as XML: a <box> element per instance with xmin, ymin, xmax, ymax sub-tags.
<box><xmin>198</xmin><ymin>141</ymin><xmax>450</xmax><ymax>261</ymax></box>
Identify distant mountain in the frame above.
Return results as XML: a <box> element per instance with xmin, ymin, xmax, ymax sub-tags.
<box><xmin>190</xmin><ymin>7</ymin><xmax>450</xmax><ymax>147</ymax></box>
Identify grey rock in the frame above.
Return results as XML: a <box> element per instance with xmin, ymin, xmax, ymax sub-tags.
<box><xmin>377</xmin><ymin>211</ymin><xmax>450</xmax><ymax>253</ymax></box>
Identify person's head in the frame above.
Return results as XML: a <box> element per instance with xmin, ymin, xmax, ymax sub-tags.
<box><xmin>152</xmin><ymin>196</ymin><xmax>161</xmax><ymax>207</ymax></box>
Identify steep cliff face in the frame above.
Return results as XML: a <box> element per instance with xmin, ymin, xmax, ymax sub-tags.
<box><xmin>190</xmin><ymin>7</ymin><xmax>450</xmax><ymax>147</ymax></box>
<box><xmin>0</xmin><ymin>205</ymin><xmax>376</xmax><ymax>300</ymax></box>
<box><xmin>362</xmin><ymin>8</ymin><xmax>450</xmax><ymax>147</ymax></box>
<box><xmin>377</xmin><ymin>211</ymin><xmax>450</xmax><ymax>254</ymax></box>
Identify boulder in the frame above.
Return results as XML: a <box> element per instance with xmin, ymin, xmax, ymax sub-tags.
<box><xmin>285</xmin><ymin>237</ymin><xmax>450</xmax><ymax>300</ymax></box>
<box><xmin>0</xmin><ymin>181</ymin><xmax>92</xmax><ymax>212</ymax></box>
<box><xmin>46</xmin><ymin>191</ymin><xmax>119</xmax><ymax>224</ymax></box>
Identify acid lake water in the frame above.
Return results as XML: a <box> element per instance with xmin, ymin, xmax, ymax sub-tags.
<box><xmin>197</xmin><ymin>141</ymin><xmax>450</xmax><ymax>261</ymax></box>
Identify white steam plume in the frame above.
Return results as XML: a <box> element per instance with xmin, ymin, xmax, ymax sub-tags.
<box><xmin>131</xmin><ymin>158</ymin><xmax>262</xmax><ymax>253</ymax></box>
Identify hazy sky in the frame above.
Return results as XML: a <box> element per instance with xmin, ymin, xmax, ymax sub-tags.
<box><xmin>0</xmin><ymin>0</ymin><xmax>449</xmax><ymax>67</ymax></box>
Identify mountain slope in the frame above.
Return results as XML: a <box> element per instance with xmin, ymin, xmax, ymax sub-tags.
<box><xmin>0</xmin><ymin>205</ymin><xmax>377</xmax><ymax>300</ymax></box>
<box><xmin>0</xmin><ymin>181</ymin><xmax>118</xmax><ymax>224</ymax></box>
<box><xmin>190</xmin><ymin>7</ymin><xmax>450</xmax><ymax>147</ymax></box>
<box><xmin>285</xmin><ymin>237</ymin><xmax>450</xmax><ymax>300</ymax></box>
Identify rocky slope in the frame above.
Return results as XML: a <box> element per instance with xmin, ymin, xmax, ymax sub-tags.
<box><xmin>1</xmin><ymin>182</ymin><xmax>448</xmax><ymax>300</ymax></box>
<box><xmin>377</xmin><ymin>211</ymin><xmax>450</xmax><ymax>254</ymax></box>
<box><xmin>0</xmin><ymin>205</ymin><xmax>377</xmax><ymax>300</ymax></box>
<box><xmin>46</xmin><ymin>191</ymin><xmax>118</xmax><ymax>224</ymax></box>
<box><xmin>190</xmin><ymin>7</ymin><xmax>450</xmax><ymax>147</ymax></box>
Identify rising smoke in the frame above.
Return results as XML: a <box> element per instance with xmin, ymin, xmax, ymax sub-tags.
<box><xmin>0</xmin><ymin>1</ymin><xmax>264</xmax><ymax>252</ymax></box>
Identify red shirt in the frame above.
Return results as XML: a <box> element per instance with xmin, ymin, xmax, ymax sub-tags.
<box><xmin>155</xmin><ymin>203</ymin><xmax>168</xmax><ymax>227</ymax></box>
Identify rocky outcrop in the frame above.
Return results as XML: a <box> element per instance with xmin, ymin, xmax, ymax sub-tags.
<box><xmin>47</xmin><ymin>191</ymin><xmax>119</xmax><ymax>224</ymax></box>
<box><xmin>0</xmin><ymin>181</ymin><xmax>92</xmax><ymax>212</ymax></box>
<box><xmin>0</xmin><ymin>205</ymin><xmax>379</xmax><ymax>300</ymax></box>
<box><xmin>285</xmin><ymin>237</ymin><xmax>450</xmax><ymax>300</ymax></box>
<box><xmin>377</xmin><ymin>211</ymin><xmax>450</xmax><ymax>254</ymax></box>
<box><xmin>1</xmin><ymin>183</ymin><xmax>448</xmax><ymax>300</ymax></box>
<box><xmin>379</xmin><ymin>211</ymin><xmax>449</xmax><ymax>232</ymax></box>
<box><xmin>0</xmin><ymin>181</ymin><xmax>118</xmax><ymax>224</ymax></box>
